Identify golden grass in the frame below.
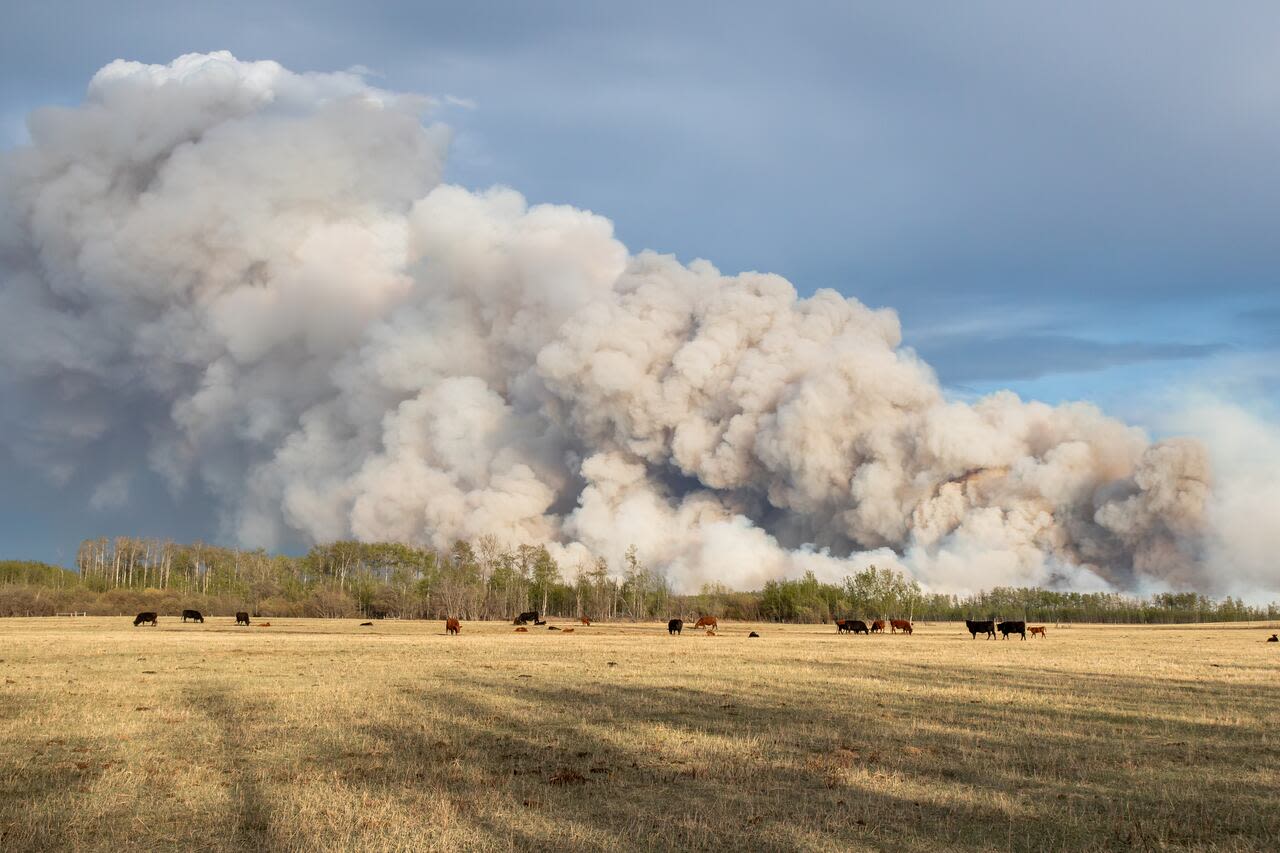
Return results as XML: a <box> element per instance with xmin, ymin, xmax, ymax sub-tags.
<box><xmin>1</xmin><ymin>617</ymin><xmax>1277</xmax><ymax>852</ymax></box>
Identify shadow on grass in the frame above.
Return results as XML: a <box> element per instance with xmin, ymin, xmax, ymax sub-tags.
<box><xmin>273</xmin><ymin>663</ymin><xmax>1277</xmax><ymax>852</ymax></box>
<box><xmin>186</xmin><ymin>685</ymin><xmax>274</xmax><ymax>847</ymax></box>
<box><xmin>0</xmin><ymin>730</ymin><xmax>112</xmax><ymax>850</ymax></box>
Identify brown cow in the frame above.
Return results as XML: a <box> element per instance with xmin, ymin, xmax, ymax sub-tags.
<box><xmin>445</xmin><ymin>618</ymin><xmax>461</xmax><ymax>635</ymax></box>
<box><xmin>1029</xmin><ymin>626</ymin><xmax>1047</xmax><ymax>638</ymax></box>
<box><xmin>705</xmin><ymin>629</ymin><xmax>716</xmax><ymax>636</ymax></box>
<box><xmin>580</xmin><ymin>616</ymin><xmax>591</xmax><ymax>626</ymax></box>
<box><xmin>890</xmin><ymin>619</ymin><xmax>913</xmax><ymax>635</ymax></box>
<box><xmin>694</xmin><ymin>616</ymin><xmax>718</xmax><ymax>630</ymax></box>
<box><xmin>562</xmin><ymin>628</ymin><xmax>575</xmax><ymax>633</ymax></box>
<box><xmin>514</xmin><ymin>626</ymin><xmax>529</xmax><ymax>632</ymax></box>
<box><xmin>870</xmin><ymin>619</ymin><xmax>885</xmax><ymax>633</ymax></box>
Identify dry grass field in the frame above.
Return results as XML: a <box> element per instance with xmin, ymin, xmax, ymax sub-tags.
<box><xmin>0</xmin><ymin>617</ymin><xmax>1276</xmax><ymax>852</ymax></box>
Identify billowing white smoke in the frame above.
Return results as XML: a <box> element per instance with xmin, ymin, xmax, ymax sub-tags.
<box><xmin>0</xmin><ymin>52</ymin><xmax>1240</xmax><ymax>594</ymax></box>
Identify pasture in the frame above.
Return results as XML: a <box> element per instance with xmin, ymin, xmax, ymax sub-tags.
<box><xmin>0</xmin><ymin>618</ymin><xmax>1276</xmax><ymax>852</ymax></box>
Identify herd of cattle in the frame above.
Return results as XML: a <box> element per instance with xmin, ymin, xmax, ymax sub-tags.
<box><xmin>132</xmin><ymin>609</ymin><xmax>251</xmax><ymax>627</ymax></box>
<box><xmin>829</xmin><ymin>618</ymin><xmax>1045</xmax><ymax>639</ymax></box>
<box><xmin>130</xmin><ymin>609</ymin><xmax>1049</xmax><ymax>639</ymax></box>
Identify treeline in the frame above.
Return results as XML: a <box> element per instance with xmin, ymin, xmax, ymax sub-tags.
<box><xmin>53</xmin><ymin>537</ymin><xmax>672</xmax><ymax>620</ymax></box>
<box><xmin>756</xmin><ymin>569</ymin><xmax>1276</xmax><ymax>624</ymax></box>
<box><xmin>0</xmin><ymin>538</ymin><xmax>1275</xmax><ymax>624</ymax></box>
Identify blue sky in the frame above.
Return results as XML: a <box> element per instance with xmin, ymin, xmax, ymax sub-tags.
<box><xmin>2</xmin><ymin>1</ymin><xmax>1278</xmax><ymax>565</ymax></box>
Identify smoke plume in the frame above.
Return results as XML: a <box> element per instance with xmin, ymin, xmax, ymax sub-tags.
<box><xmin>0</xmin><ymin>52</ymin><xmax>1253</xmax><ymax>594</ymax></box>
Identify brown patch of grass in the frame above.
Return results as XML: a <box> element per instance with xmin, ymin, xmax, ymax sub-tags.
<box><xmin>0</xmin><ymin>618</ymin><xmax>1277</xmax><ymax>850</ymax></box>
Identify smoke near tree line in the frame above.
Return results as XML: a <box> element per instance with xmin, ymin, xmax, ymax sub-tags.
<box><xmin>0</xmin><ymin>52</ymin><xmax>1273</xmax><ymax>596</ymax></box>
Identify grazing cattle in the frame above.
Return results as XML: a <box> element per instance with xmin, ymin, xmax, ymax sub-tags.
<box><xmin>133</xmin><ymin>612</ymin><xmax>158</xmax><ymax>627</ymax></box>
<box><xmin>445</xmin><ymin>618</ymin><xmax>461</xmax><ymax>635</ymax></box>
<box><xmin>580</xmin><ymin>616</ymin><xmax>591</xmax><ymax>626</ymax></box>
<box><xmin>890</xmin><ymin>620</ymin><xmax>913</xmax><ymax>635</ymax></box>
<box><xmin>668</xmin><ymin>619</ymin><xmax>683</xmax><ymax>635</ymax></box>
<box><xmin>965</xmin><ymin>619</ymin><xmax>996</xmax><ymax>639</ymax></box>
<box><xmin>1029</xmin><ymin>626</ymin><xmax>1047</xmax><ymax>638</ymax></box>
<box><xmin>181</xmin><ymin>609</ymin><xmax>204</xmax><ymax>623</ymax></box>
<box><xmin>1267</xmin><ymin>634</ymin><xmax>1277</xmax><ymax>643</ymax></box>
<box><xmin>514</xmin><ymin>626</ymin><xmax>528</xmax><ymax>632</ymax></box>
<box><xmin>235</xmin><ymin>612</ymin><xmax>250</xmax><ymax>626</ymax></box>
<box><xmin>515</xmin><ymin>611</ymin><xmax>539</xmax><ymax>625</ymax></box>
<box><xmin>563</xmin><ymin>628</ymin><xmax>575</xmax><ymax>633</ymax></box>
<box><xmin>693</xmin><ymin>616</ymin><xmax>718</xmax><ymax>630</ymax></box>
<box><xmin>748</xmin><ymin>631</ymin><xmax>760</xmax><ymax>638</ymax></box>
<box><xmin>837</xmin><ymin>619</ymin><xmax>869</xmax><ymax>634</ymax></box>
<box><xmin>870</xmin><ymin>619</ymin><xmax>886</xmax><ymax>633</ymax></box>
<box><xmin>998</xmin><ymin>620</ymin><xmax>1027</xmax><ymax>640</ymax></box>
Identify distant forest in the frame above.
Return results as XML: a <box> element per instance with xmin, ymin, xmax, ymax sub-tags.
<box><xmin>0</xmin><ymin>536</ymin><xmax>1275</xmax><ymax>624</ymax></box>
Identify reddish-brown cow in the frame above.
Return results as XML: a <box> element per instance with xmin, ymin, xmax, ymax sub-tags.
<box><xmin>445</xmin><ymin>618</ymin><xmax>461</xmax><ymax>635</ymax></box>
<box><xmin>870</xmin><ymin>619</ymin><xmax>886</xmax><ymax>633</ymax></box>
<box><xmin>890</xmin><ymin>619</ymin><xmax>913</xmax><ymax>634</ymax></box>
<box><xmin>1029</xmin><ymin>626</ymin><xmax>1046</xmax><ymax>638</ymax></box>
<box><xmin>694</xmin><ymin>616</ymin><xmax>718</xmax><ymax>630</ymax></box>
<box><xmin>580</xmin><ymin>616</ymin><xmax>591</xmax><ymax>626</ymax></box>
<box><xmin>514</xmin><ymin>626</ymin><xmax>528</xmax><ymax>633</ymax></box>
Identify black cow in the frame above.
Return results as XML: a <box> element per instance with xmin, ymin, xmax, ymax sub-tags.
<box><xmin>965</xmin><ymin>619</ymin><xmax>996</xmax><ymax>639</ymax></box>
<box><xmin>533</xmin><ymin>619</ymin><xmax>547</xmax><ymax>626</ymax></box>
<box><xmin>514</xmin><ymin>611</ymin><xmax>539</xmax><ymax>626</ymax></box>
<box><xmin>998</xmin><ymin>620</ymin><xmax>1026</xmax><ymax>640</ymax></box>
<box><xmin>548</xmin><ymin>625</ymin><xmax>560</xmax><ymax>631</ymax></box>
<box><xmin>748</xmin><ymin>631</ymin><xmax>760</xmax><ymax>638</ymax></box>
<box><xmin>359</xmin><ymin>621</ymin><xmax>373</xmax><ymax>627</ymax></box>
<box><xmin>235</xmin><ymin>611</ymin><xmax>251</xmax><ymax>626</ymax></box>
<box><xmin>133</xmin><ymin>611</ymin><xmax>158</xmax><ymax>627</ymax></box>
<box><xmin>1267</xmin><ymin>634</ymin><xmax>1278</xmax><ymax>643</ymax></box>
<box><xmin>181</xmin><ymin>609</ymin><xmax>204</xmax><ymax>623</ymax></box>
<box><xmin>837</xmin><ymin>619</ymin><xmax>869</xmax><ymax>635</ymax></box>
<box><xmin>668</xmin><ymin>618</ymin><xmax>683</xmax><ymax>635</ymax></box>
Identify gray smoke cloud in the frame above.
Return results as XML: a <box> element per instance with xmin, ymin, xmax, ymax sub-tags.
<box><xmin>0</xmin><ymin>52</ymin><xmax>1256</xmax><ymax>595</ymax></box>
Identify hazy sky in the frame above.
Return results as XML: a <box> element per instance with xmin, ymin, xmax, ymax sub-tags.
<box><xmin>2</xmin><ymin>1</ymin><xmax>1278</xmax><ymax>566</ymax></box>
